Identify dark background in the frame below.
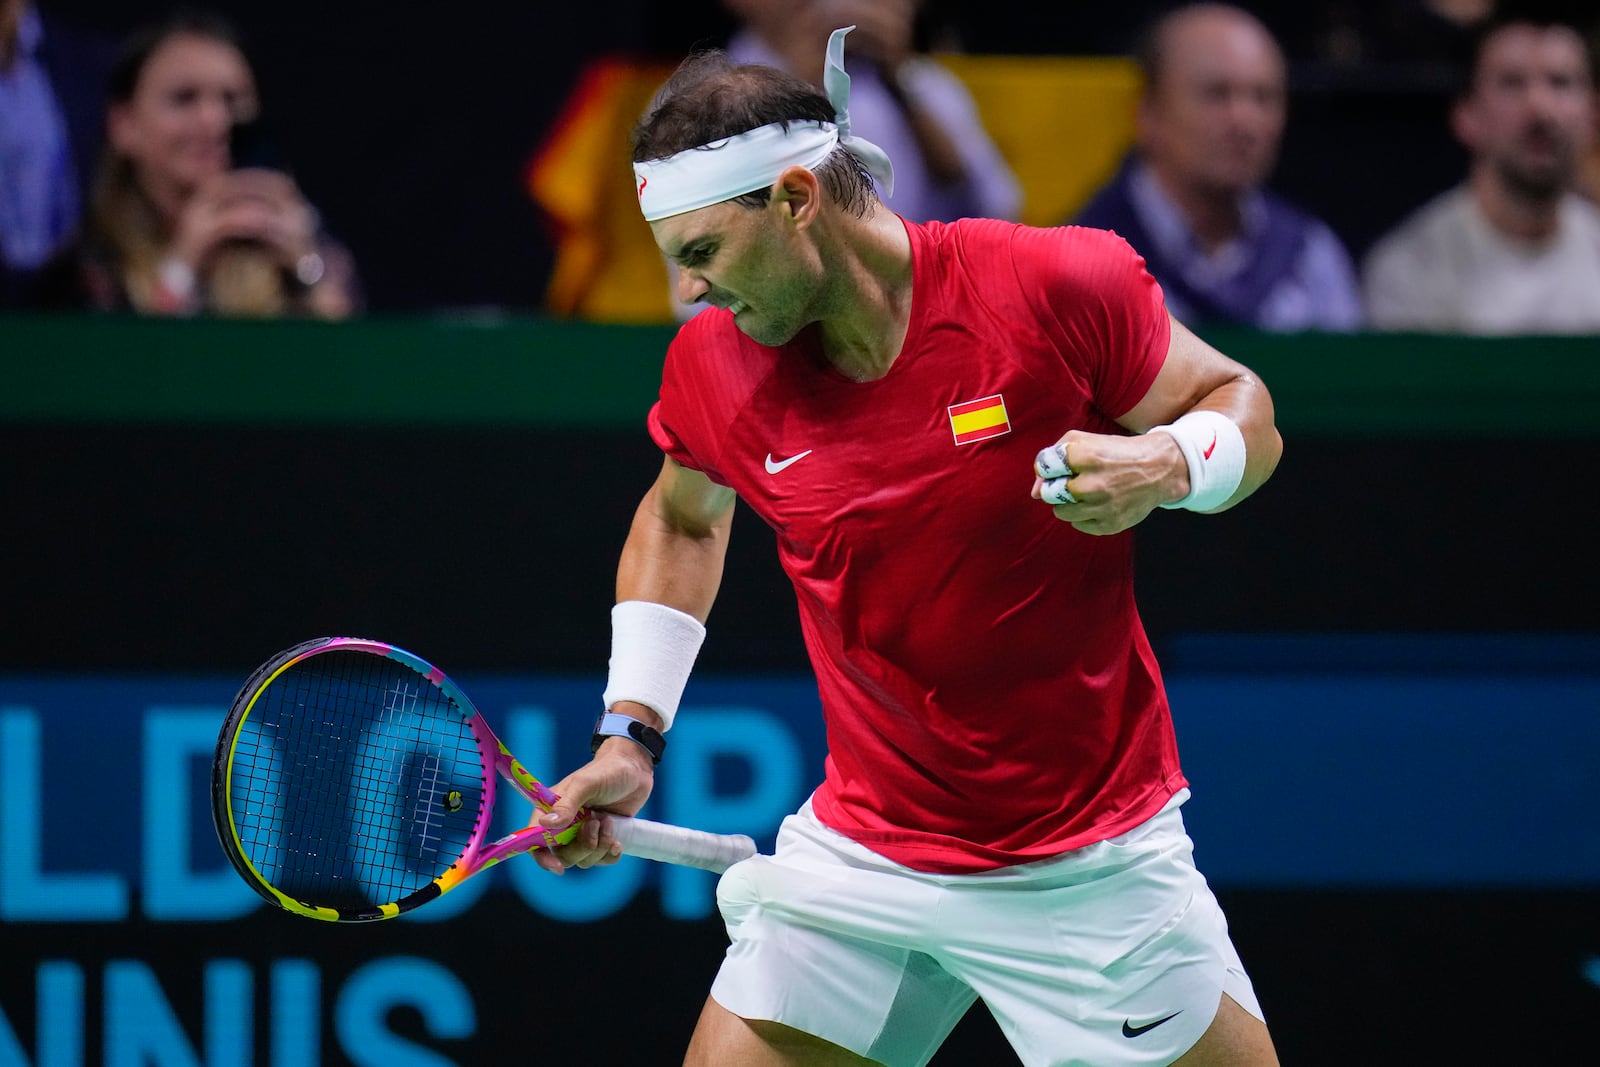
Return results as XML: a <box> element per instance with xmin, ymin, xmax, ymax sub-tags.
<box><xmin>6</xmin><ymin>425</ymin><xmax>1598</xmax><ymax>676</ymax></box>
<box><xmin>38</xmin><ymin>0</ymin><xmax>1554</xmax><ymax>314</ymax></box>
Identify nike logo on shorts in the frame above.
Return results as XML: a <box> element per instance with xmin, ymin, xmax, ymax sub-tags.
<box><xmin>1122</xmin><ymin>1011</ymin><xmax>1182</xmax><ymax>1038</ymax></box>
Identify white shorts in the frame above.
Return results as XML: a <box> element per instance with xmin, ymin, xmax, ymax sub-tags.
<box><xmin>709</xmin><ymin>790</ymin><xmax>1261</xmax><ymax>1067</ymax></box>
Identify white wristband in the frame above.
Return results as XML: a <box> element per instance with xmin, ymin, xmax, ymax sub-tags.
<box><xmin>600</xmin><ymin>600</ymin><xmax>707</xmax><ymax>731</ymax></box>
<box><xmin>1149</xmin><ymin>410</ymin><xmax>1247</xmax><ymax>513</ymax></box>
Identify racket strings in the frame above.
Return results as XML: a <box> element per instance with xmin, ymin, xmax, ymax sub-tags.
<box><xmin>228</xmin><ymin>651</ymin><xmax>486</xmax><ymax>910</ymax></box>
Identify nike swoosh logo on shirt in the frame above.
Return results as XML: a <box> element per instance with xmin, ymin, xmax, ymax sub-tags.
<box><xmin>764</xmin><ymin>450</ymin><xmax>813</xmax><ymax>474</ymax></box>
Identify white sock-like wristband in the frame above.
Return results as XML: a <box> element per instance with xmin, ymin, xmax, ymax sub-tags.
<box><xmin>1150</xmin><ymin>410</ymin><xmax>1247</xmax><ymax>513</ymax></box>
<box><xmin>600</xmin><ymin>600</ymin><xmax>707</xmax><ymax>731</ymax></box>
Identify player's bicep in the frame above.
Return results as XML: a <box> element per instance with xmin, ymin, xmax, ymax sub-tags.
<box><xmin>651</xmin><ymin>455</ymin><xmax>737</xmax><ymax>537</ymax></box>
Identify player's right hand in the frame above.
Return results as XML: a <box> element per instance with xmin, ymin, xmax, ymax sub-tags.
<box><xmin>1031</xmin><ymin>428</ymin><xmax>1187</xmax><ymax>535</ymax></box>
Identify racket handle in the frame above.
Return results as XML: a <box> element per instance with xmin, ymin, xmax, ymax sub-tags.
<box><xmin>609</xmin><ymin>816</ymin><xmax>757</xmax><ymax>873</ymax></box>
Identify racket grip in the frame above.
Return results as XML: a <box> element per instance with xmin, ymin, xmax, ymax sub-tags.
<box><xmin>609</xmin><ymin>816</ymin><xmax>757</xmax><ymax>873</ymax></box>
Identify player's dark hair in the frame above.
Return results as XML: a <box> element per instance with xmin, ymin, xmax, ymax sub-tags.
<box><xmin>631</xmin><ymin>49</ymin><xmax>876</xmax><ymax>218</ymax></box>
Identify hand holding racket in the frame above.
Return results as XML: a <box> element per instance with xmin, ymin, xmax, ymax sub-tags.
<box><xmin>210</xmin><ymin>636</ymin><xmax>757</xmax><ymax>923</ymax></box>
<box><xmin>524</xmin><ymin>728</ymin><xmax>658</xmax><ymax>875</ymax></box>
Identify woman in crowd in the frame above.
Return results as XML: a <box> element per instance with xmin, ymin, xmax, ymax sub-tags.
<box><xmin>36</xmin><ymin>10</ymin><xmax>358</xmax><ymax>317</ymax></box>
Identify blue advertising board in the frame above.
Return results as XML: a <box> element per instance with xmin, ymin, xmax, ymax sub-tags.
<box><xmin>2</xmin><ymin>635</ymin><xmax>1597</xmax><ymax>1064</ymax></box>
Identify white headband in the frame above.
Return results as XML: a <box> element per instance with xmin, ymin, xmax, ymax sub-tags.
<box><xmin>634</xmin><ymin>25</ymin><xmax>895</xmax><ymax>222</ymax></box>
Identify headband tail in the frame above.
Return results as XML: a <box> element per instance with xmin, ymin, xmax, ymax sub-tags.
<box><xmin>825</xmin><ymin>26</ymin><xmax>895</xmax><ymax>197</ymax></box>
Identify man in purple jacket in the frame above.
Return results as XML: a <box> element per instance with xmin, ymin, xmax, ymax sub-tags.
<box><xmin>1074</xmin><ymin>3</ymin><xmax>1363</xmax><ymax>333</ymax></box>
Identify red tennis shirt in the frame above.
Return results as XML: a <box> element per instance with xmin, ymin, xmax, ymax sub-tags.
<box><xmin>648</xmin><ymin>218</ymin><xmax>1185</xmax><ymax>872</ymax></box>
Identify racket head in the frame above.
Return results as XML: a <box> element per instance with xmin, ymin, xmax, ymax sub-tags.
<box><xmin>210</xmin><ymin>636</ymin><xmax>573</xmax><ymax>922</ymax></box>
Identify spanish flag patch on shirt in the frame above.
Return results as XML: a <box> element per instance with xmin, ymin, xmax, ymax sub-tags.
<box><xmin>948</xmin><ymin>394</ymin><xmax>1011</xmax><ymax>445</ymax></box>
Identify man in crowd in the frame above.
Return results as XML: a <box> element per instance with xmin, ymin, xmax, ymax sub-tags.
<box><xmin>1362</xmin><ymin>11</ymin><xmax>1600</xmax><ymax>333</ymax></box>
<box><xmin>1074</xmin><ymin>3</ymin><xmax>1364</xmax><ymax>332</ymax></box>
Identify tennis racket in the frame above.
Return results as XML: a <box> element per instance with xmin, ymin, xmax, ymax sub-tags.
<box><xmin>210</xmin><ymin>636</ymin><xmax>757</xmax><ymax>923</ymax></box>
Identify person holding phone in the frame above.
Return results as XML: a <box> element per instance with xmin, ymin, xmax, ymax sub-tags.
<box><xmin>30</xmin><ymin>9</ymin><xmax>359</xmax><ymax>317</ymax></box>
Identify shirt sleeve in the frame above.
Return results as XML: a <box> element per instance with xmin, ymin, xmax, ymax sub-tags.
<box><xmin>1016</xmin><ymin>224</ymin><xmax>1171</xmax><ymax>420</ymax></box>
<box><xmin>646</xmin><ymin>320</ymin><xmax>732</xmax><ymax>485</ymax></box>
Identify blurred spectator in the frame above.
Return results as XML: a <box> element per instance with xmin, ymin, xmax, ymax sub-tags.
<box><xmin>1578</xmin><ymin>15</ymin><xmax>1600</xmax><ymax>205</ymax></box>
<box><xmin>1361</xmin><ymin>12</ymin><xmax>1600</xmax><ymax>333</ymax></box>
<box><xmin>0</xmin><ymin>0</ymin><xmax>115</xmax><ymax>305</ymax></box>
<box><xmin>32</xmin><ymin>9</ymin><xmax>358</xmax><ymax>318</ymax></box>
<box><xmin>1072</xmin><ymin>2</ymin><xmax>1364</xmax><ymax>332</ymax></box>
<box><xmin>721</xmin><ymin>0</ymin><xmax>1023</xmax><ymax>224</ymax></box>
<box><xmin>1584</xmin><ymin>121</ymin><xmax>1600</xmax><ymax>206</ymax></box>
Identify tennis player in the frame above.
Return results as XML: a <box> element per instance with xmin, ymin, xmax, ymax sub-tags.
<box><xmin>536</xmin><ymin>26</ymin><xmax>1284</xmax><ymax>1067</ymax></box>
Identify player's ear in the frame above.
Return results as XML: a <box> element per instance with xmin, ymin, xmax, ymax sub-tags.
<box><xmin>771</xmin><ymin>165</ymin><xmax>822</xmax><ymax>228</ymax></box>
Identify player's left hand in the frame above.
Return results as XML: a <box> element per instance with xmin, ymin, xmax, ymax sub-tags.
<box><xmin>1031</xmin><ymin>429</ymin><xmax>1187</xmax><ymax>535</ymax></box>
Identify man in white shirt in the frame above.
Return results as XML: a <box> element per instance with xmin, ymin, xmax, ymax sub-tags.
<box><xmin>1362</xmin><ymin>13</ymin><xmax>1600</xmax><ymax>334</ymax></box>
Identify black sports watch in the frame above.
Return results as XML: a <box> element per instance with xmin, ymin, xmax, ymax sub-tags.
<box><xmin>590</xmin><ymin>711</ymin><xmax>666</xmax><ymax>765</ymax></box>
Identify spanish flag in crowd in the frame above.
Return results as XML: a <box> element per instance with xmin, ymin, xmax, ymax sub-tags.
<box><xmin>525</xmin><ymin>57</ymin><xmax>677</xmax><ymax>323</ymax></box>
